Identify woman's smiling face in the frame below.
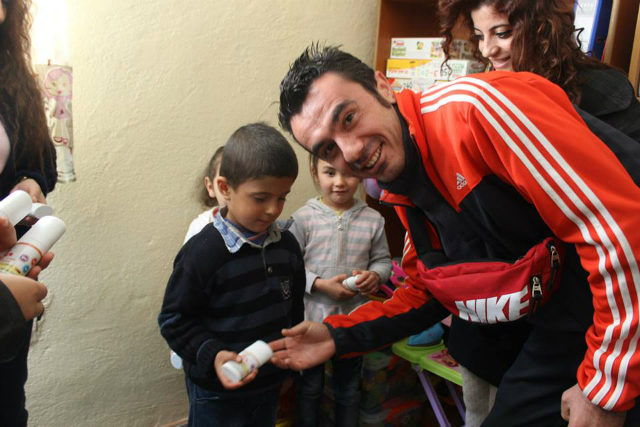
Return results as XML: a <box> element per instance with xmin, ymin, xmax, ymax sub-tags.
<box><xmin>471</xmin><ymin>4</ymin><xmax>514</xmax><ymax>71</ymax></box>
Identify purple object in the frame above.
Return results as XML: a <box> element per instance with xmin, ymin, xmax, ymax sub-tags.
<box><xmin>363</xmin><ymin>178</ymin><xmax>382</xmax><ymax>200</ymax></box>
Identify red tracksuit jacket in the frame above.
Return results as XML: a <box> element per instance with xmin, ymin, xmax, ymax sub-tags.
<box><xmin>324</xmin><ymin>71</ymin><xmax>640</xmax><ymax>411</ymax></box>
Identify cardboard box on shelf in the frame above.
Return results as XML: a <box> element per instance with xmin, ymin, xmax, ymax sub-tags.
<box><xmin>390</xmin><ymin>37</ymin><xmax>475</xmax><ymax>60</ymax></box>
<box><xmin>386</xmin><ymin>58</ymin><xmax>486</xmax><ymax>81</ymax></box>
<box><xmin>388</xmin><ymin>77</ymin><xmax>434</xmax><ymax>93</ymax></box>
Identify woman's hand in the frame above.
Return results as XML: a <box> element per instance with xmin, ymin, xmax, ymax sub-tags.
<box><xmin>12</xmin><ymin>178</ymin><xmax>45</xmax><ymax>204</ymax></box>
<box><xmin>1</xmin><ymin>274</ymin><xmax>48</xmax><ymax>321</ymax></box>
<box><xmin>11</xmin><ymin>178</ymin><xmax>47</xmax><ymax>226</ymax></box>
<box><xmin>0</xmin><ymin>211</ymin><xmax>54</xmax><ymax>280</ymax></box>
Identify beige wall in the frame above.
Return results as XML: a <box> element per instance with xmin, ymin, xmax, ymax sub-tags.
<box><xmin>25</xmin><ymin>1</ymin><xmax>378</xmax><ymax>426</ymax></box>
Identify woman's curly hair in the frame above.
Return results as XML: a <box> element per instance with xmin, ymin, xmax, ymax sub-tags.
<box><xmin>0</xmin><ymin>0</ymin><xmax>52</xmax><ymax>173</ymax></box>
<box><xmin>438</xmin><ymin>0</ymin><xmax>607</xmax><ymax>103</ymax></box>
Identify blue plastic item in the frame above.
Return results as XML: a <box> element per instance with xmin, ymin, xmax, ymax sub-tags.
<box><xmin>408</xmin><ymin>323</ymin><xmax>444</xmax><ymax>347</ymax></box>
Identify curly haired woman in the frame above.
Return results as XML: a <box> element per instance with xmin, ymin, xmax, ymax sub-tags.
<box><xmin>439</xmin><ymin>0</ymin><xmax>640</xmax><ymax>142</ymax></box>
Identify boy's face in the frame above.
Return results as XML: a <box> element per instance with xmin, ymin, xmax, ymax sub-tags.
<box><xmin>217</xmin><ymin>176</ymin><xmax>294</xmax><ymax>233</ymax></box>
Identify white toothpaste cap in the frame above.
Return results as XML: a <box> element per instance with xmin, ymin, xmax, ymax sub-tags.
<box><xmin>0</xmin><ymin>191</ymin><xmax>32</xmax><ymax>226</ymax></box>
<box><xmin>170</xmin><ymin>351</ymin><xmax>183</xmax><ymax>370</ymax></box>
<box><xmin>21</xmin><ymin>216</ymin><xmax>66</xmax><ymax>253</ymax></box>
<box><xmin>29</xmin><ymin>203</ymin><xmax>54</xmax><ymax>219</ymax></box>
<box><xmin>221</xmin><ymin>360</ymin><xmax>244</xmax><ymax>383</ymax></box>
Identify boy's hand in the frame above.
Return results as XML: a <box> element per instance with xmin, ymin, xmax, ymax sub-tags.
<box><xmin>1</xmin><ymin>274</ymin><xmax>48</xmax><ymax>320</ymax></box>
<box><xmin>214</xmin><ymin>350</ymin><xmax>259</xmax><ymax>390</ymax></box>
<box><xmin>269</xmin><ymin>321</ymin><xmax>335</xmax><ymax>370</ymax></box>
<box><xmin>313</xmin><ymin>274</ymin><xmax>356</xmax><ymax>301</ymax></box>
<box><xmin>350</xmin><ymin>270</ymin><xmax>380</xmax><ymax>295</ymax></box>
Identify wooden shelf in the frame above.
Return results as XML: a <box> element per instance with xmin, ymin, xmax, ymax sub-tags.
<box><xmin>628</xmin><ymin>2</ymin><xmax>640</xmax><ymax>96</ymax></box>
<box><xmin>603</xmin><ymin>0</ymin><xmax>640</xmax><ymax>73</ymax></box>
<box><xmin>375</xmin><ymin>0</ymin><xmax>440</xmax><ymax>72</ymax></box>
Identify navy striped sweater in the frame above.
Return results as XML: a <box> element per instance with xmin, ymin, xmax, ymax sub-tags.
<box><xmin>158</xmin><ymin>222</ymin><xmax>305</xmax><ymax>395</ymax></box>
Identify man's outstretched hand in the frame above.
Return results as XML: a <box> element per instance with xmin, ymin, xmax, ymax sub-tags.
<box><xmin>269</xmin><ymin>321</ymin><xmax>336</xmax><ymax>371</ymax></box>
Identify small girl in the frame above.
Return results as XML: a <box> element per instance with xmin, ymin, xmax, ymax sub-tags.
<box><xmin>289</xmin><ymin>155</ymin><xmax>392</xmax><ymax>427</ymax></box>
<box><xmin>184</xmin><ymin>145</ymin><xmax>225</xmax><ymax>243</ymax></box>
<box><xmin>171</xmin><ymin>146</ymin><xmax>224</xmax><ymax>370</ymax></box>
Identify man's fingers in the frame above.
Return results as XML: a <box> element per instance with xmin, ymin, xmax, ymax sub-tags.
<box><xmin>281</xmin><ymin>321</ymin><xmax>310</xmax><ymax>337</ymax></box>
<box><xmin>269</xmin><ymin>338</ymin><xmax>287</xmax><ymax>352</ymax></box>
<box><xmin>270</xmin><ymin>356</ymin><xmax>290</xmax><ymax>369</ymax></box>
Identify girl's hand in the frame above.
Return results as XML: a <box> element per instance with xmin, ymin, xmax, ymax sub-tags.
<box><xmin>214</xmin><ymin>350</ymin><xmax>259</xmax><ymax>390</ymax></box>
<box><xmin>350</xmin><ymin>270</ymin><xmax>380</xmax><ymax>295</ymax></box>
<box><xmin>313</xmin><ymin>274</ymin><xmax>356</xmax><ymax>301</ymax></box>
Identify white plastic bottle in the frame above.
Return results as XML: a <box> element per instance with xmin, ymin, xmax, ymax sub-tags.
<box><xmin>0</xmin><ymin>216</ymin><xmax>66</xmax><ymax>276</ymax></box>
<box><xmin>0</xmin><ymin>190</ymin><xmax>32</xmax><ymax>226</ymax></box>
<box><xmin>221</xmin><ymin>340</ymin><xmax>273</xmax><ymax>383</ymax></box>
<box><xmin>342</xmin><ymin>274</ymin><xmax>362</xmax><ymax>292</ymax></box>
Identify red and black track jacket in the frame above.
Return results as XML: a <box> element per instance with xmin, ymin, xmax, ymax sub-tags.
<box><xmin>324</xmin><ymin>71</ymin><xmax>640</xmax><ymax>411</ymax></box>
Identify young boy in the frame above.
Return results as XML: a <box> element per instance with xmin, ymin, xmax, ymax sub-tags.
<box><xmin>158</xmin><ymin>122</ymin><xmax>305</xmax><ymax>427</ymax></box>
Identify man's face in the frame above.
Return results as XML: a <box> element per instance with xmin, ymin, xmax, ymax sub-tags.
<box><xmin>290</xmin><ymin>72</ymin><xmax>405</xmax><ymax>182</ymax></box>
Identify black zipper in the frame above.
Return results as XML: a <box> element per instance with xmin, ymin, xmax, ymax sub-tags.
<box><xmin>528</xmin><ymin>275</ymin><xmax>543</xmax><ymax>319</ymax></box>
<box><xmin>547</xmin><ymin>242</ymin><xmax>560</xmax><ymax>291</ymax></box>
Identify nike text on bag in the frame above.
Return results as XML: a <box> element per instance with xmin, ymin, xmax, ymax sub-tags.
<box><xmin>416</xmin><ymin>237</ymin><xmax>562</xmax><ymax>323</ymax></box>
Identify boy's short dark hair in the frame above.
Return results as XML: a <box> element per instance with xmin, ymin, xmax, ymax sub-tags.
<box><xmin>278</xmin><ymin>42</ymin><xmax>391</xmax><ymax>134</ymax></box>
<box><xmin>220</xmin><ymin>122</ymin><xmax>298</xmax><ymax>188</ymax></box>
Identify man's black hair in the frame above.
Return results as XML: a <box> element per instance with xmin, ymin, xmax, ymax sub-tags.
<box><xmin>220</xmin><ymin>122</ymin><xmax>298</xmax><ymax>188</ymax></box>
<box><xmin>278</xmin><ymin>43</ymin><xmax>390</xmax><ymax>134</ymax></box>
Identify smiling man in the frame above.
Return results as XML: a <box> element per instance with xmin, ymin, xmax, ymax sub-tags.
<box><xmin>272</xmin><ymin>44</ymin><xmax>640</xmax><ymax>427</ymax></box>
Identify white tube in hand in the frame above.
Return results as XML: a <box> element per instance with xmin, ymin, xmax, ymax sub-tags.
<box><xmin>342</xmin><ymin>274</ymin><xmax>362</xmax><ymax>292</ymax></box>
<box><xmin>0</xmin><ymin>216</ymin><xmax>66</xmax><ymax>276</ymax></box>
<box><xmin>221</xmin><ymin>340</ymin><xmax>273</xmax><ymax>383</ymax></box>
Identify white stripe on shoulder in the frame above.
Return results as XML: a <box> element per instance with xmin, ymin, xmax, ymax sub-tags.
<box><xmin>419</xmin><ymin>76</ymin><xmax>640</xmax><ymax>409</ymax></box>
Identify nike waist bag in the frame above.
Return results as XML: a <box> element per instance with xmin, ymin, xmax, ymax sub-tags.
<box><xmin>406</xmin><ymin>207</ymin><xmax>563</xmax><ymax>323</ymax></box>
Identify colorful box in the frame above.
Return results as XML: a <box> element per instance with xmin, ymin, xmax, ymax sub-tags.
<box><xmin>390</xmin><ymin>37</ymin><xmax>475</xmax><ymax>60</ymax></box>
<box><xmin>359</xmin><ymin>396</ymin><xmax>423</xmax><ymax>427</ymax></box>
<box><xmin>386</xmin><ymin>58</ymin><xmax>486</xmax><ymax>81</ymax></box>
<box><xmin>360</xmin><ymin>349</ymin><xmax>419</xmax><ymax>410</ymax></box>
